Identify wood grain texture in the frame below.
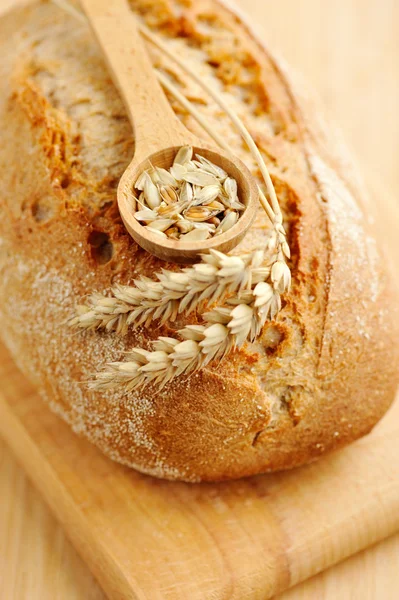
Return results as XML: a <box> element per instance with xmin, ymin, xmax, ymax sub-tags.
<box><xmin>1</xmin><ymin>339</ymin><xmax>399</xmax><ymax>599</ymax></box>
<box><xmin>1</xmin><ymin>0</ymin><xmax>399</xmax><ymax>598</ymax></box>
<box><xmin>240</xmin><ymin>0</ymin><xmax>399</xmax><ymax>197</ymax></box>
<box><xmin>2</xmin><ymin>430</ymin><xmax>399</xmax><ymax>600</ymax></box>
<box><xmin>80</xmin><ymin>0</ymin><xmax>191</xmax><ymax>150</ymax></box>
<box><xmin>0</xmin><ymin>440</ymin><xmax>103</xmax><ymax>600</ymax></box>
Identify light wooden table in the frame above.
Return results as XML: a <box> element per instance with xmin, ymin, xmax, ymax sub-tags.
<box><xmin>1</xmin><ymin>0</ymin><xmax>398</xmax><ymax>598</ymax></box>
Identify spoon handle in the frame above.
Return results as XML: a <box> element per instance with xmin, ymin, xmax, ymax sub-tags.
<box><xmin>80</xmin><ymin>0</ymin><xmax>189</xmax><ymax>156</ymax></box>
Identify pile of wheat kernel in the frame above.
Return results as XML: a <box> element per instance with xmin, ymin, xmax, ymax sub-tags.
<box><xmin>133</xmin><ymin>146</ymin><xmax>245</xmax><ymax>242</ymax></box>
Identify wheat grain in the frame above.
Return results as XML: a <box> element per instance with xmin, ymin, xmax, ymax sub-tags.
<box><xmin>133</xmin><ymin>147</ymin><xmax>244</xmax><ymax>241</ymax></box>
<box><xmin>181</xmin><ymin>228</ymin><xmax>209</xmax><ymax>241</ymax></box>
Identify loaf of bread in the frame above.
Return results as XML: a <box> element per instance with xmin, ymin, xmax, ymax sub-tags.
<box><xmin>0</xmin><ymin>0</ymin><xmax>398</xmax><ymax>482</ymax></box>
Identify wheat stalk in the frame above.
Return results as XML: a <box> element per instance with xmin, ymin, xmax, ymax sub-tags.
<box><xmin>156</xmin><ymin>72</ymin><xmax>276</xmax><ymax>224</ymax></box>
<box><xmin>141</xmin><ymin>26</ymin><xmax>282</xmax><ymax>224</ymax></box>
<box><xmin>90</xmin><ymin>282</ymin><xmax>282</xmax><ymax>392</ymax></box>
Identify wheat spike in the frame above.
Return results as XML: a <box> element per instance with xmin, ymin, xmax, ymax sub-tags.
<box><xmin>89</xmin><ymin>283</ymin><xmax>281</xmax><ymax>393</ymax></box>
<box><xmin>70</xmin><ymin>248</ymin><xmax>273</xmax><ymax>335</ymax></box>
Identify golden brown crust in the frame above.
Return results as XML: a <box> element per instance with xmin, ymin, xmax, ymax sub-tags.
<box><xmin>0</xmin><ymin>0</ymin><xmax>398</xmax><ymax>481</ymax></box>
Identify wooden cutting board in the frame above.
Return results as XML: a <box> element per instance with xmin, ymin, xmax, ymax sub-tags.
<box><xmin>1</xmin><ymin>346</ymin><xmax>399</xmax><ymax>600</ymax></box>
<box><xmin>1</xmin><ymin>2</ymin><xmax>399</xmax><ymax>599</ymax></box>
<box><xmin>1</xmin><ymin>172</ymin><xmax>399</xmax><ymax>600</ymax></box>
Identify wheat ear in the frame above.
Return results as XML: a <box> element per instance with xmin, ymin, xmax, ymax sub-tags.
<box><xmin>90</xmin><ymin>282</ymin><xmax>283</xmax><ymax>392</ymax></box>
<box><xmin>70</xmin><ymin>248</ymin><xmax>281</xmax><ymax>335</ymax></box>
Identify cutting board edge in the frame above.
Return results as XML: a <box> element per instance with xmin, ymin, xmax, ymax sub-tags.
<box><xmin>0</xmin><ymin>389</ymin><xmax>143</xmax><ymax>600</ymax></box>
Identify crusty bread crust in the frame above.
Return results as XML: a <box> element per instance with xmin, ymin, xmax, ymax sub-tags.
<box><xmin>0</xmin><ymin>0</ymin><xmax>398</xmax><ymax>481</ymax></box>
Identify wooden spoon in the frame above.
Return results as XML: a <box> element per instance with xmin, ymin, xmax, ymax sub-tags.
<box><xmin>80</xmin><ymin>0</ymin><xmax>258</xmax><ymax>263</ymax></box>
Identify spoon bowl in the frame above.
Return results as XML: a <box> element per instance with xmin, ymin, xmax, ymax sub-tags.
<box><xmin>118</xmin><ymin>145</ymin><xmax>258</xmax><ymax>263</ymax></box>
<box><xmin>80</xmin><ymin>0</ymin><xmax>259</xmax><ymax>263</ymax></box>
